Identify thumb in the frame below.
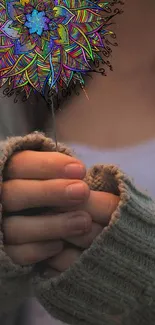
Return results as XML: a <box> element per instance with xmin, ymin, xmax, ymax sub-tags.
<box><xmin>84</xmin><ymin>190</ymin><xmax>120</xmax><ymax>226</ymax></box>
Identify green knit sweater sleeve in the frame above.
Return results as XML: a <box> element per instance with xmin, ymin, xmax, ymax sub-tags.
<box><xmin>33</xmin><ymin>165</ymin><xmax>155</xmax><ymax>325</ymax></box>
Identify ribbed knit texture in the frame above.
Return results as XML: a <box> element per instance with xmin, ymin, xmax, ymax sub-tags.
<box><xmin>34</xmin><ymin>165</ymin><xmax>155</xmax><ymax>325</ymax></box>
<box><xmin>0</xmin><ymin>132</ymin><xmax>155</xmax><ymax>324</ymax></box>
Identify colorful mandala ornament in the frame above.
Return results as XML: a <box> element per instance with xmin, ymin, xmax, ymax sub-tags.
<box><xmin>0</xmin><ymin>0</ymin><xmax>123</xmax><ymax>101</ymax></box>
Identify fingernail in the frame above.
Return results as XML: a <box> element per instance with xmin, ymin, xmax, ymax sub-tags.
<box><xmin>66</xmin><ymin>182</ymin><xmax>88</xmax><ymax>200</ymax></box>
<box><xmin>65</xmin><ymin>163</ymin><xmax>86</xmax><ymax>179</ymax></box>
<box><xmin>68</xmin><ymin>215</ymin><xmax>91</xmax><ymax>234</ymax></box>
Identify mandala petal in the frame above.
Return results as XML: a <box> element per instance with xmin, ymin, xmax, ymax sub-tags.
<box><xmin>53</xmin><ymin>6</ymin><xmax>75</xmax><ymax>25</ymax></box>
<box><xmin>0</xmin><ymin>20</ymin><xmax>20</xmax><ymax>39</ymax></box>
<box><xmin>64</xmin><ymin>43</ymin><xmax>90</xmax><ymax>71</ymax></box>
<box><xmin>23</xmin><ymin>84</ymin><xmax>32</xmax><ymax>99</ymax></box>
<box><xmin>75</xmin><ymin>22</ymin><xmax>103</xmax><ymax>35</ymax></box>
<box><xmin>68</xmin><ymin>0</ymin><xmax>102</xmax><ymax>10</ymax></box>
<box><xmin>64</xmin><ymin>42</ymin><xmax>89</xmax><ymax>64</ymax></box>
<box><xmin>55</xmin><ymin>24</ymin><xmax>69</xmax><ymax>45</ymax></box>
<box><xmin>0</xmin><ymin>34</ymin><xmax>14</xmax><ymax>50</ymax></box>
<box><xmin>4</xmin><ymin>53</ymin><xmax>37</xmax><ymax>77</ymax></box>
<box><xmin>54</xmin><ymin>0</ymin><xmax>70</xmax><ymax>9</ymax></box>
<box><xmin>0</xmin><ymin>3</ymin><xmax>7</xmax><ymax>28</ymax></box>
<box><xmin>16</xmin><ymin>14</ymin><xmax>26</xmax><ymax>24</ymax></box>
<box><xmin>26</xmin><ymin>57</ymin><xmax>51</xmax><ymax>93</ymax></box>
<box><xmin>0</xmin><ymin>77</ymin><xmax>8</xmax><ymax>87</ymax></box>
<box><xmin>14</xmin><ymin>39</ymin><xmax>36</xmax><ymax>54</ymax></box>
<box><xmin>75</xmin><ymin>9</ymin><xmax>102</xmax><ymax>24</ymax></box>
<box><xmin>60</xmin><ymin>65</ymin><xmax>73</xmax><ymax>86</ymax></box>
<box><xmin>12</xmin><ymin>72</ymin><xmax>28</xmax><ymax>88</ymax></box>
<box><xmin>97</xmin><ymin>1</ymin><xmax>110</xmax><ymax>9</ymax></box>
<box><xmin>6</xmin><ymin>1</ymin><xmax>24</xmax><ymax>21</ymax></box>
<box><xmin>0</xmin><ymin>46</ymin><xmax>16</xmax><ymax>75</ymax></box>
<box><xmin>37</xmin><ymin>57</ymin><xmax>51</xmax><ymax>93</ymax></box>
<box><xmin>35</xmin><ymin>38</ymin><xmax>54</xmax><ymax>60</ymax></box>
<box><xmin>49</xmin><ymin>46</ymin><xmax>62</xmax><ymax>87</ymax></box>
<box><xmin>70</xmin><ymin>24</ymin><xmax>93</xmax><ymax>59</ymax></box>
<box><xmin>41</xmin><ymin>0</ymin><xmax>53</xmax><ymax>7</ymax></box>
<box><xmin>88</xmin><ymin>32</ymin><xmax>103</xmax><ymax>47</ymax></box>
<box><xmin>73</xmin><ymin>72</ymin><xmax>84</xmax><ymax>82</ymax></box>
<box><xmin>25</xmin><ymin>62</ymin><xmax>41</xmax><ymax>92</ymax></box>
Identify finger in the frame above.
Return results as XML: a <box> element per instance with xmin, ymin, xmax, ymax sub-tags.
<box><xmin>4</xmin><ymin>241</ymin><xmax>63</xmax><ymax>265</ymax></box>
<box><xmin>2</xmin><ymin>179</ymin><xmax>90</xmax><ymax>212</ymax></box>
<box><xmin>67</xmin><ymin>222</ymin><xmax>102</xmax><ymax>248</ymax></box>
<box><xmin>84</xmin><ymin>191</ymin><xmax>119</xmax><ymax>225</ymax></box>
<box><xmin>4</xmin><ymin>211</ymin><xmax>92</xmax><ymax>244</ymax></box>
<box><xmin>4</xmin><ymin>151</ymin><xmax>86</xmax><ymax>180</ymax></box>
<box><xmin>47</xmin><ymin>247</ymin><xmax>81</xmax><ymax>272</ymax></box>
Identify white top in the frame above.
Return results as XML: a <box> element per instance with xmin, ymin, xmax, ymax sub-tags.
<box><xmin>69</xmin><ymin>142</ymin><xmax>155</xmax><ymax>198</ymax></box>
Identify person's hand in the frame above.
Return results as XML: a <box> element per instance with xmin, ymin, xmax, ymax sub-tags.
<box><xmin>47</xmin><ymin>190</ymin><xmax>119</xmax><ymax>273</ymax></box>
<box><xmin>2</xmin><ymin>150</ymin><xmax>92</xmax><ymax>265</ymax></box>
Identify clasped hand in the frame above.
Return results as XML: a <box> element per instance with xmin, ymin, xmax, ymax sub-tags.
<box><xmin>2</xmin><ymin>151</ymin><xmax>119</xmax><ymax>272</ymax></box>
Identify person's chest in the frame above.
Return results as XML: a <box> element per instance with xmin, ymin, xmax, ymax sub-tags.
<box><xmin>55</xmin><ymin>0</ymin><xmax>155</xmax><ymax>150</ymax></box>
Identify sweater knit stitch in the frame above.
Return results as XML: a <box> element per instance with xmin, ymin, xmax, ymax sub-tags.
<box><xmin>0</xmin><ymin>132</ymin><xmax>155</xmax><ymax>325</ymax></box>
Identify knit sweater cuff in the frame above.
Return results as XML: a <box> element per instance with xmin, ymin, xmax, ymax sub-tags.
<box><xmin>0</xmin><ymin>132</ymin><xmax>72</xmax><ymax>315</ymax></box>
<box><xmin>34</xmin><ymin>165</ymin><xmax>155</xmax><ymax>325</ymax></box>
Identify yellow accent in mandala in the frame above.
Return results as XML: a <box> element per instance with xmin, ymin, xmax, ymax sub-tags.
<box><xmin>53</xmin><ymin>6</ymin><xmax>75</xmax><ymax>25</ymax></box>
<box><xmin>25</xmin><ymin>69</ymin><xmax>37</xmax><ymax>90</ymax></box>
<box><xmin>16</xmin><ymin>15</ymin><xmax>25</xmax><ymax>24</ymax></box>
<box><xmin>0</xmin><ymin>48</ymin><xmax>11</xmax><ymax>52</ymax></box>
<box><xmin>16</xmin><ymin>80</ymin><xmax>29</xmax><ymax>88</ymax></box>
<box><xmin>56</xmin><ymin>24</ymin><xmax>69</xmax><ymax>45</ymax></box>
<box><xmin>8</xmin><ymin>54</ymin><xmax>37</xmax><ymax>77</ymax></box>
<box><xmin>93</xmin><ymin>46</ymin><xmax>99</xmax><ymax>51</ymax></box>
<box><xmin>20</xmin><ymin>0</ymin><xmax>30</xmax><ymax>6</ymax></box>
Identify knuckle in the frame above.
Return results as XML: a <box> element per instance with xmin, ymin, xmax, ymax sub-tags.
<box><xmin>10</xmin><ymin>151</ymin><xmax>28</xmax><ymax>169</ymax></box>
<box><xmin>51</xmin><ymin>241</ymin><xmax>64</xmax><ymax>253</ymax></box>
<box><xmin>41</xmin><ymin>181</ymin><xmax>52</xmax><ymax>203</ymax></box>
<box><xmin>56</xmin><ymin>152</ymin><xmax>77</xmax><ymax>164</ymax></box>
<box><xmin>3</xmin><ymin>216</ymin><xmax>22</xmax><ymax>245</ymax></box>
<box><xmin>4</xmin><ymin>246</ymin><xmax>30</xmax><ymax>266</ymax></box>
<box><xmin>3</xmin><ymin>219</ymin><xmax>13</xmax><ymax>244</ymax></box>
<box><xmin>39</xmin><ymin>157</ymin><xmax>51</xmax><ymax>176</ymax></box>
<box><xmin>2</xmin><ymin>180</ymin><xmax>24</xmax><ymax>211</ymax></box>
<box><xmin>21</xmin><ymin>249</ymin><xmax>36</xmax><ymax>265</ymax></box>
<box><xmin>41</xmin><ymin>179</ymin><xmax>68</xmax><ymax>204</ymax></box>
<box><xmin>24</xmin><ymin>246</ymin><xmax>39</xmax><ymax>264</ymax></box>
<box><xmin>2</xmin><ymin>181</ymin><xmax>14</xmax><ymax>208</ymax></box>
<box><xmin>59</xmin><ymin>217</ymin><xmax>70</xmax><ymax>236</ymax></box>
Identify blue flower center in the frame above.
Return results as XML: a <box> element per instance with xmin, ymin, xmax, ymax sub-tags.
<box><xmin>25</xmin><ymin>9</ymin><xmax>49</xmax><ymax>36</ymax></box>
